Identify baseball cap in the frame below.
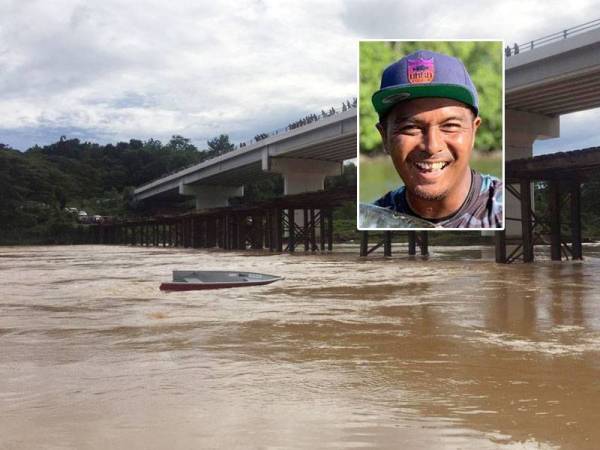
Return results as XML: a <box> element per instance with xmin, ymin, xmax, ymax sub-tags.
<box><xmin>372</xmin><ymin>50</ymin><xmax>479</xmax><ymax>119</ymax></box>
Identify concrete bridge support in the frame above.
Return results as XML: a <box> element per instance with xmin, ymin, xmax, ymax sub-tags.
<box><xmin>267</xmin><ymin>158</ymin><xmax>342</xmax><ymax>195</ymax></box>
<box><xmin>179</xmin><ymin>183</ymin><xmax>244</xmax><ymax>210</ymax></box>
<box><xmin>267</xmin><ymin>157</ymin><xmax>341</xmax><ymax>233</ymax></box>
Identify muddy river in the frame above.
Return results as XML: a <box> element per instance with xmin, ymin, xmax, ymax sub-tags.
<box><xmin>1</xmin><ymin>245</ymin><xmax>599</xmax><ymax>449</ymax></box>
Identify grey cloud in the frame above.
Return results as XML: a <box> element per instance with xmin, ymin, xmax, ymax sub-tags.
<box><xmin>341</xmin><ymin>0</ymin><xmax>600</xmax><ymax>43</ymax></box>
<box><xmin>104</xmin><ymin>92</ymin><xmax>159</xmax><ymax>109</ymax></box>
<box><xmin>340</xmin><ymin>0</ymin><xmax>438</xmax><ymax>39</ymax></box>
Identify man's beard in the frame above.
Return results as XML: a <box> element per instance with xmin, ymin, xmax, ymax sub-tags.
<box><xmin>408</xmin><ymin>185</ymin><xmax>449</xmax><ymax>202</ymax></box>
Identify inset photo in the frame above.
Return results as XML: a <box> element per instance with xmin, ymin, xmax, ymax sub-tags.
<box><xmin>357</xmin><ymin>40</ymin><xmax>504</xmax><ymax>230</ymax></box>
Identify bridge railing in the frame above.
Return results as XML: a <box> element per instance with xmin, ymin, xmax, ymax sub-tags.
<box><xmin>506</xmin><ymin>18</ymin><xmax>600</xmax><ymax>56</ymax></box>
<box><xmin>135</xmin><ymin>104</ymin><xmax>357</xmax><ymax>191</ymax></box>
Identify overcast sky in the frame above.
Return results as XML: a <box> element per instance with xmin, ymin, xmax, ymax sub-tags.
<box><xmin>1</xmin><ymin>0</ymin><xmax>598</xmax><ymax>155</ymax></box>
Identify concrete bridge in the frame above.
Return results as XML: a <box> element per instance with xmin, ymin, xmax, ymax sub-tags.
<box><xmin>506</xmin><ymin>21</ymin><xmax>600</xmax><ymax>237</ymax></box>
<box><xmin>133</xmin><ymin>108</ymin><xmax>357</xmax><ymax>209</ymax></box>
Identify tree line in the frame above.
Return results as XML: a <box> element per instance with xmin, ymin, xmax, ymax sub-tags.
<box><xmin>0</xmin><ymin>134</ymin><xmax>357</xmax><ymax>244</ymax></box>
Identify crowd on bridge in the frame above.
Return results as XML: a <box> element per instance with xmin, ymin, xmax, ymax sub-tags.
<box><xmin>245</xmin><ymin>98</ymin><xmax>357</xmax><ymax>146</ymax></box>
<box><xmin>505</xmin><ymin>43</ymin><xmax>520</xmax><ymax>57</ymax></box>
<box><xmin>142</xmin><ymin>98</ymin><xmax>357</xmax><ymax>185</ymax></box>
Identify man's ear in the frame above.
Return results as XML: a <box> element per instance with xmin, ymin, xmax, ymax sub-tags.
<box><xmin>376</xmin><ymin>122</ymin><xmax>389</xmax><ymax>154</ymax></box>
<box><xmin>470</xmin><ymin>116</ymin><xmax>482</xmax><ymax>148</ymax></box>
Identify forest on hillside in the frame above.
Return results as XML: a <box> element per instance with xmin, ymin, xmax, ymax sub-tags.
<box><xmin>0</xmin><ymin>135</ymin><xmax>357</xmax><ymax>245</ymax></box>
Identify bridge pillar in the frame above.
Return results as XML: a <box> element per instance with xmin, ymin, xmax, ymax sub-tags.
<box><xmin>505</xmin><ymin>109</ymin><xmax>559</xmax><ymax>238</ymax></box>
<box><xmin>267</xmin><ymin>157</ymin><xmax>341</xmax><ymax>195</ymax></box>
<box><xmin>179</xmin><ymin>183</ymin><xmax>244</xmax><ymax>210</ymax></box>
<box><xmin>267</xmin><ymin>157</ymin><xmax>341</xmax><ymax>238</ymax></box>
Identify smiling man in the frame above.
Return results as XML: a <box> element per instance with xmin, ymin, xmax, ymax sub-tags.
<box><xmin>371</xmin><ymin>50</ymin><xmax>503</xmax><ymax>228</ymax></box>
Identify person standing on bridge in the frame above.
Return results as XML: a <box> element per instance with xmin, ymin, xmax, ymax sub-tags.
<box><xmin>366</xmin><ymin>49</ymin><xmax>503</xmax><ymax>228</ymax></box>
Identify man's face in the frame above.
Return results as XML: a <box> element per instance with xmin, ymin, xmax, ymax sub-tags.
<box><xmin>377</xmin><ymin>97</ymin><xmax>480</xmax><ymax>203</ymax></box>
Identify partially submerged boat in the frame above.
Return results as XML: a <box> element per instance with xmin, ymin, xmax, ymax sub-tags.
<box><xmin>160</xmin><ymin>270</ymin><xmax>283</xmax><ymax>291</ymax></box>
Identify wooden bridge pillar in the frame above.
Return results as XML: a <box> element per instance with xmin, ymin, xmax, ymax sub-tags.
<box><xmin>408</xmin><ymin>231</ymin><xmax>416</xmax><ymax>255</ymax></box>
<box><xmin>173</xmin><ymin>221</ymin><xmax>179</xmax><ymax>247</ymax></box>
<box><xmin>570</xmin><ymin>181</ymin><xmax>583</xmax><ymax>260</ymax></box>
<box><xmin>495</xmin><ymin>229</ymin><xmax>507</xmax><ymax>263</ymax></box>
<box><xmin>326</xmin><ymin>209</ymin><xmax>333</xmax><ymax>251</ymax></box>
<box><xmin>319</xmin><ymin>210</ymin><xmax>325</xmax><ymax>251</ymax></box>
<box><xmin>360</xmin><ymin>231</ymin><xmax>368</xmax><ymax>257</ymax></box>
<box><xmin>267</xmin><ymin>210</ymin><xmax>273</xmax><ymax>252</ymax></box>
<box><xmin>383</xmin><ymin>231</ymin><xmax>392</xmax><ymax>256</ymax></box>
<box><xmin>190</xmin><ymin>217</ymin><xmax>197</xmax><ymax>248</ymax></box>
<box><xmin>277</xmin><ymin>209</ymin><xmax>284</xmax><ymax>252</ymax></box>
<box><xmin>303</xmin><ymin>208</ymin><xmax>309</xmax><ymax>252</ymax></box>
<box><xmin>288</xmin><ymin>208</ymin><xmax>295</xmax><ymax>252</ymax></box>
<box><xmin>520</xmin><ymin>180</ymin><xmax>534</xmax><ymax>262</ymax></box>
<box><xmin>207</xmin><ymin>216</ymin><xmax>217</xmax><ymax>248</ymax></box>
<box><xmin>235</xmin><ymin>215</ymin><xmax>244</xmax><ymax>250</ymax></box>
<box><xmin>310</xmin><ymin>209</ymin><xmax>317</xmax><ymax>251</ymax></box>
<box><xmin>251</xmin><ymin>214</ymin><xmax>264</xmax><ymax>249</ymax></box>
<box><xmin>161</xmin><ymin>223</ymin><xmax>167</xmax><ymax>247</ymax></box>
<box><xmin>419</xmin><ymin>231</ymin><xmax>429</xmax><ymax>256</ymax></box>
<box><xmin>549</xmin><ymin>180</ymin><xmax>561</xmax><ymax>261</ymax></box>
<box><xmin>185</xmin><ymin>218</ymin><xmax>191</xmax><ymax>248</ymax></box>
<box><xmin>199</xmin><ymin>217</ymin><xmax>204</xmax><ymax>248</ymax></box>
<box><xmin>215</xmin><ymin>215</ymin><xmax>224</xmax><ymax>248</ymax></box>
<box><xmin>223</xmin><ymin>214</ymin><xmax>230</xmax><ymax>250</ymax></box>
<box><xmin>236</xmin><ymin>215</ymin><xmax>243</xmax><ymax>250</ymax></box>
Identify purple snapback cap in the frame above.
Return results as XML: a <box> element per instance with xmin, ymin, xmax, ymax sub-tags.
<box><xmin>372</xmin><ymin>50</ymin><xmax>478</xmax><ymax>118</ymax></box>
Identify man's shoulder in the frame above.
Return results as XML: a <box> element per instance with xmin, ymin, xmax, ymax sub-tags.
<box><xmin>464</xmin><ymin>171</ymin><xmax>503</xmax><ymax>228</ymax></box>
<box><xmin>478</xmin><ymin>173</ymin><xmax>502</xmax><ymax>191</ymax></box>
<box><xmin>476</xmin><ymin>172</ymin><xmax>503</xmax><ymax>203</ymax></box>
<box><xmin>373</xmin><ymin>186</ymin><xmax>409</xmax><ymax>212</ymax></box>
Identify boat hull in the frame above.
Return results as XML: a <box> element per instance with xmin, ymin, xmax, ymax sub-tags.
<box><xmin>160</xmin><ymin>278</ymin><xmax>280</xmax><ymax>291</ymax></box>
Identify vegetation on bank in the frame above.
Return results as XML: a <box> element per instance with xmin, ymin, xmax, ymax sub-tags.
<box><xmin>0</xmin><ymin>136</ymin><xmax>198</xmax><ymax>244</ymax></box>
<box><xmin>2</xmin><ymin>133</ymin><xmax>599</xmax><ymax>245</ymax></box>
<box><xmin>0</xmin><ymin>137</ymin><xmax>357</xmax><ymax>245</ymax></box>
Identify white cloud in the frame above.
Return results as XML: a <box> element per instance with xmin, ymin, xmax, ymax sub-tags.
<box><xmin>0</xmin><ymin>0</ymin><xmax>357</xmax><ymax>149</ymax></box>
<box><xmin>0</xmin><ymin>0</ymin><xmax>599</xmax><ymax>151</ymax></box>
<box><xmin>341</xmin><ymin>0</ymin><xmax>598</xmax><ymax>43</ymax></box>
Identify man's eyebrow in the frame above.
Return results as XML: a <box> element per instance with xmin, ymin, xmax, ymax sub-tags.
<box><xmin>440</xmin><ymin>115</ymin><xmax>470</xmax><ymax>122</ymax></box>
<box><xmin>391</xmin><ymin>114</ymin><xmax>469</xmax><ymax>125</ymax></box>
<box><xmin>390</xmin><ymin>115</ymin><xmax>420</xmax><ymax>124</ymax></box>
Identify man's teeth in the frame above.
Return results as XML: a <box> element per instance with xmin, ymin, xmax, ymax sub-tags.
<box><xmin>414</xmin><ymin>161</ymin><xmax>448</xmax><ymax>171</ymax></box>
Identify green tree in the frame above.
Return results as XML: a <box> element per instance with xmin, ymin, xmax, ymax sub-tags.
<box><xmin>207</xmin><ymin>134</ymin><xmax>235</xmax><ymax>156</ymax></box>
<box><xmin>165</xmin><ymin>135</ymin><xmax>196</xmax><ymax>152</ymax></box>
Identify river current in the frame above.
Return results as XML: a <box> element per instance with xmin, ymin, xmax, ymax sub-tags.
<box><xmin>1</xmin><ymin>245</ymin><xmax>600</xmax><ymax>449</ymax></box>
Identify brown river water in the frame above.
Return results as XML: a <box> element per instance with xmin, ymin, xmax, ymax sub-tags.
<box><xmin>1</xmin><ymin>244</ymin><xmax>600</xmax><ymax>449</ymax></box>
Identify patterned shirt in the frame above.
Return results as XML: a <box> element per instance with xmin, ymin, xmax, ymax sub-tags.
<box><xmin>373</xmin><ymin>170</ymin><xmax>503</xmax><ymax>228</ymax></box>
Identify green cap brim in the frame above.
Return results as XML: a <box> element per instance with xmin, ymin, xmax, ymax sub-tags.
<box><xmin>372</xmin><ymin>84</ymin><xmax>477</xmax><ymax>118</ymax></box>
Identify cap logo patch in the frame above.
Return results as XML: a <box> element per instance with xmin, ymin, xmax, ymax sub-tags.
<box><xmin>408</xmin><ymin>58</ymin><xmax>434</xmax><ymax>84</ymax></box>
